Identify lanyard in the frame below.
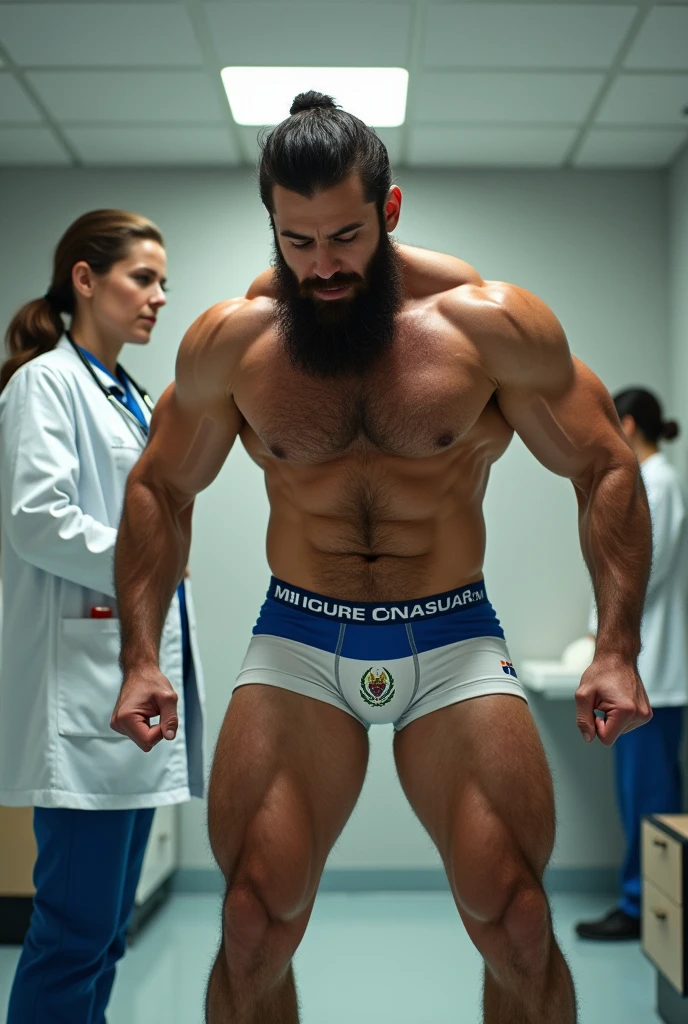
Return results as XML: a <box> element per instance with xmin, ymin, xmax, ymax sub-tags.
<box><xmin>66</xmin><ymin>333</ymin><xmax>153</xmax><ymax>441</ymax></box>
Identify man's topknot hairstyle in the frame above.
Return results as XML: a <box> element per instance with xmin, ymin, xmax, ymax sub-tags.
<box><xmin>259</xmin><ymin>91</ymin><xmax>393</xmax><ymax>214</ymax></box>
<box><xmin>289</xmin><ymin>91</ymin><xmax>337</xmax><ymax>116</ymax></box>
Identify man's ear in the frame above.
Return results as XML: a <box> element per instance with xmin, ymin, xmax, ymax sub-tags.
<box><xmin>384</xmin><ymin>186</ymin><xmax>402</xmax><ymax>232</ymax></box>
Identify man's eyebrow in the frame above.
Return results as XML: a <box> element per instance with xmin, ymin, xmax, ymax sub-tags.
<box><xmin>279</xmin><ymin>221</ymin><xmax>364</xmax><ymax>241</ymax></box>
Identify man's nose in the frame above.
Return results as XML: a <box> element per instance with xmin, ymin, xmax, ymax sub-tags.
<box><xmin>312</xmin><ymin>247</ymin><xmax>340</xmax><ymax>279</ymax></box>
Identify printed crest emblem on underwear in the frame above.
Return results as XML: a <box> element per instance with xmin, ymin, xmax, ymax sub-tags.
<box><xmin>360</xmin><ymin>667</ymin><xmax>396</xmax><ymax>707</ymax></box>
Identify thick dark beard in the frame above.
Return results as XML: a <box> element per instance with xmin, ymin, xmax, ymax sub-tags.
<box><xmin>272</xmin><ymin>221</ymin><xmax>403</xmax><ymax>379</ymax></box>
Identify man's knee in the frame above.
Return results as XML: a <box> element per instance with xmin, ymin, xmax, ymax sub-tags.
<box><xmin>216</xmin><ymin>818</ymin><xmax>316</xmax><ymax>980</ymax></box>
<box><xmin>221</xmin><ymin>880</ymin><xmax>274</xmax><ymax>976</ymax></box>
<box><xmin>500</xmin><ymin>880</ymin><xmax>552</xmax><ymax>968</ymax></box>
<box><xmin>453</xmin><ymin>822</ymin><xmax>553</xmax><ymax>977</ymax></box>
<box><xmin>452</xmin><ymin>786</ymin><xmax>554</xmax><ymax>917</ymax></box>
<box><xmin>465</xmin><ymin>871</ymin><xmax>553</xmax><ymax>979</ymax></box>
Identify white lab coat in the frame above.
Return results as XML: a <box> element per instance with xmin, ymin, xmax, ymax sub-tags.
<box><xmin>589</xmin><ymin>452</ymin><xmax>688</xmax><ymax>707</ymax></box>
<box><xmin>0</xmin><ymin>338</ymin><xmax>206</xmax><ymax>809</ymax></box>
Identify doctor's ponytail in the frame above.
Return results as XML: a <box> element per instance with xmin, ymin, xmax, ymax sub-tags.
<box><xmin>1</xmin><ymin>209</ymin><xmax>164</xmax><ymax>394</ymax></box>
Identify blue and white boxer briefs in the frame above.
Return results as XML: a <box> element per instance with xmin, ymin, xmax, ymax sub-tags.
<box><xmin>235</xmin><ymin>577</ymin><xmax>527</xmax><ymax>729</ymax></box>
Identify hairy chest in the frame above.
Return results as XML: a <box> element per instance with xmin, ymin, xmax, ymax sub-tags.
<box><xmin>234</xmin><ymin>325</ymin><xmax>501</xmax><ymax>464</ymax></box>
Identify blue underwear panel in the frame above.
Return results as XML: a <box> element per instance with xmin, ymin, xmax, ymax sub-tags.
<box><xmin>253</xmin><ymin>577</ymin><xmax>505</xmax><ymax>659</ymax></box>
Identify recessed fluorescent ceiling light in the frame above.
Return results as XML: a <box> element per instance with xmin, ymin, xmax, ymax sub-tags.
<box><xmin>221</xmin><ymin>67</ymin><xmax>408</xmax><ymax>128</ymax></box>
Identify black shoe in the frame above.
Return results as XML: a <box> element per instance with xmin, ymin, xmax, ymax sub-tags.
<box><xmin>575</xmin><ymin>908</ymin><xmax>641</xmax><ymax>941</ymax></box>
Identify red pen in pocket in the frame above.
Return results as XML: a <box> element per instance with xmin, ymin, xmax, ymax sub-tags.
<box><xmin>90</xmin><ymin>607</ymin><xmax>113</xmax><ymax>619</ymax></box>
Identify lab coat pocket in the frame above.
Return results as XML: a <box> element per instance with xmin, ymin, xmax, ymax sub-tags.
<box><xmin>57</xmin><ymin>618</ymin><xmax>124</xmax><ymax>738</ymax></box>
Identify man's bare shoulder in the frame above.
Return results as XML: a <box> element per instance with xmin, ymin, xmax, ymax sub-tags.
<box><xmin>243</xmin><ymin>244</ymin><xmax>484</xmax><ymax>303</ymax></box>
<box><xmin>175</xmin><ymin>296</ymin><xmax>274</xmax><ymax>403</ymax></box>
<box><xmin>436</xmin><ymin>280</ymin><xmax>572</xmax><ymax>390</ymax></box>
<box><xmin>397</xmin><ymin>243</ymin><xmax>483</xmax><ymax>297</ymax></box>
<box><xmin>246</xmin><ymin>268</ymin><xmax>277</xmax><ymax>300</ymax></box>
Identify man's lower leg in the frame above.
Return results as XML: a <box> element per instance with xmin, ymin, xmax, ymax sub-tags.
<box><xmin>206</xmin><ymin>953</ymin><xmax>300</xmax><ymax>1024</ymax></box>
<box><xmin>483</xmin><ymin>940</ymin><xmax>577</xmax><ymax>1024</ymax></box>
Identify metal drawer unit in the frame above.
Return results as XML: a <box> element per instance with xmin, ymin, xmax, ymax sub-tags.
<box><xmin>642</xmin><ymin>815</ymin><xmax>688</xmax><ymax>1024</ymax></box>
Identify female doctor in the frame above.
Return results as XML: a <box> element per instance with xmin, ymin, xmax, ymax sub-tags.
<box><xmin>0</xmin><ymin>209</ymin><xmax>205</xmax><ymax>1022</ymax></box>
<box><xmin>576</xmin><ymin>388</ymin><xmax>687</xmax><ymax>941</ymax></box>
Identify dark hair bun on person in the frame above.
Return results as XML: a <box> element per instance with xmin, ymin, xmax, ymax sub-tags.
<box><xmin>260</xmin><ymin>88</ymin><xmax>391</xmax><ymax>217</ymax></box>
<box><xmin>290</xmin><ymin>91</ymin><xmax>338</xmax><ymax>115</ymax></box>
<box><xmin>613</xmin><ymin>387</ymin><xmax>680</xmax><ymax>445</ymax></box>
<box><xmin>661</xmin><ymin>420</ymin><xmax>680</xmax><ymax>441</ymax></box>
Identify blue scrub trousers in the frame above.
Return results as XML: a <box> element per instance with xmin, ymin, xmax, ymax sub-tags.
<box><xmin>615</xmin><ymin>705</ymin><xmax>685</xmax><ymax>919</ymax></box>
<box><xmin>7</xmin><ymin>806</ymin><xmax>155</xmax><ymax>1024</ymax></box>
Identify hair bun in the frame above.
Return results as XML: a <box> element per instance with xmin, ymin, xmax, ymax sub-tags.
<box><xmin>290</xmin><ymin>91</ymin><xmax>337</xmax><ymax>116</ymax></box>
<box><xmin>662</xmin><ymin>420</ymin><xmax>680</xmax><ymax>441</ymax></box>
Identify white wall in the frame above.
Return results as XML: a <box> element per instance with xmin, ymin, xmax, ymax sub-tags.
<box><xmin>666</xmin><ymin>146</ymin><xmax>688</xmax><ymax>824</ymax></box>
<box><xmin>669</xmin><ymin>146</ymin><xmax>688</xmax><ymax>479</ymax></box>
<box><xmin>0</xmin><ymin>167</ymin><xmax>670</xmax><ymax>873</ymax></box>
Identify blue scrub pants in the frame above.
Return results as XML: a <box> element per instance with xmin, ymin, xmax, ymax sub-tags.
<box><xmin>615</xmin><ymin>705</ymin><xmax>685</xmax><ymax>919</ymax></box>
<box><xmin>7</xmin><ymin>806</ymin><xmax>155</xmax><ymax>1024</ymax></box>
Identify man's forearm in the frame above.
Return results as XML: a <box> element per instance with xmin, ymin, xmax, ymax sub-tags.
<box><xmin>577</xmin><ymin>457</ymin><xmax>651</xmax><ymax>662</ymax></box>
<box><xmin>115</xmin><ymin>472</ymin><xmax>191</xmax><ymax>674</ymax></box>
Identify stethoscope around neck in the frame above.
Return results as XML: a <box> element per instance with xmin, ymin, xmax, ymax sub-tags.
<box><xmin>66</xmin><ymin>331</ymin><xmax>154</xmax><ymax>441</ymax></box>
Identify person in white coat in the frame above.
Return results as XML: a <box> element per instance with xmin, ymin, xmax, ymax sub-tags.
<box><xmin>576</xmin><ymin>388</ymin><xmax>687</xmax><ymax>941</ymax></box>
<box><xmin>0</xmin><ymin>208</ymin><xmax>205</xmax><ymax>1022</ymax></box>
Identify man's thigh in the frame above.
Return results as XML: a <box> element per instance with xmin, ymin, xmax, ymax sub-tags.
<box><xmin>209</xmin><ymin>684</ymin><xmax>369</xmax><ymax>892</ymax></box>
<box><xmin>393</xmin><ymin>695</ymin><xmax>555</xmax><ymax>911</ymax></box>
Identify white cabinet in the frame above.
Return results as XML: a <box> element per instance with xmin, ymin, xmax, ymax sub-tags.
<box><xmin>519</xmin><ymin>660</ymin><xmax>582</xmax><ymax>699</ymax></box>
<box><xmin>519</xmin><ymin>638</ymin><xmax>595</xmax><ymax>699</ymax></box>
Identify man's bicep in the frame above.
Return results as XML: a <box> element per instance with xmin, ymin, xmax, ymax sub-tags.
<box><xmin>497</xmin><ymin>358</ymin><xmax>630</xmax><ymax>483</ymax></box>
<box><xmin>136</xmin><ymin>299</ymin><xmax>250</xmax><ymax>502</ymax></box>
<box><xmin>138</xmin><ymin>383</ymin><xmax>241</xmax><ymax>505</ymax></box>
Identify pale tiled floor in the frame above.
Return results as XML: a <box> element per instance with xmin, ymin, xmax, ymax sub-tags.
<box><xmin>0</xmin><ymin>891</ymin><xmax>660</xmax><ymax>1023</ymax></box>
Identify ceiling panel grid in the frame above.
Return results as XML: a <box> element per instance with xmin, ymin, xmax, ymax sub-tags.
<box><xmin>0</xmin><ymin>0</ymin><xmax>685</xmax><ymax>169</ymax></box>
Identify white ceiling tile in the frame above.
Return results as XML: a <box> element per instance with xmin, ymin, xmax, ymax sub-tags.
<box><xmin>423</xmin><ymin>4</ymin><xmax>636</xmax><ymax>70</ymax></box>
<box><xmin>0</xmin><ymin>4</ymin><xmax>204</xmax><ymax>67</ymax></box>
<box><xmin>585</xmin><ymin>128</ymin><xmax>688</xmax><ymax>167</ymax></box>
<box><xmin>1</xmin><ymin>0</ymin><xmax>178</xmax><ymax>3</ymax></box>
<box><xmin>204</xmin><ymin>3</ymin><xmax>413</xmax><ymax>67</ymax></box>
<box><xmin>412</xmin><ymin>72</ymin><xmax>603</xmax><ymax>124</ymax></box>
<box><xmin>27</xmin><ymin>71</ymin><xmax>225</xmax><ymax>123</ymax></box>
<box><xmin>205</xmin><ymin>0</ymin><xmax>404</xmax><ymax>4</ymax></box>
<box><xmin>575</xmin><ymin>127</ymin><xmax>688</xmax><ymax>166</ymax></box>
<box><xmin>0</xmin><ymin>73</ymin><xmax>42</xmax><ymax>122</ymax></box>
<box><xmin>596</xmin><ymin>74</ymin><xmax>688</xmax><ymax>125</ymax></box>
<box><xmin>407</xmin><ymin>125</ymin><xmax>576</xmax><ymax>167</ymax></box>
<box><xmin>0</xmin><ymin>126</ymin><xmax>70</xmax><ymax>164</ymax></box>
<box><xmin>64</xmin><ymin>126</ymin><xmax>240</xmax><ymax>166</ymax></box>
<box><xmin>625</xmin><ymin>7</ymin><xmax>688</xmax><ymax>71</ymax></box>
